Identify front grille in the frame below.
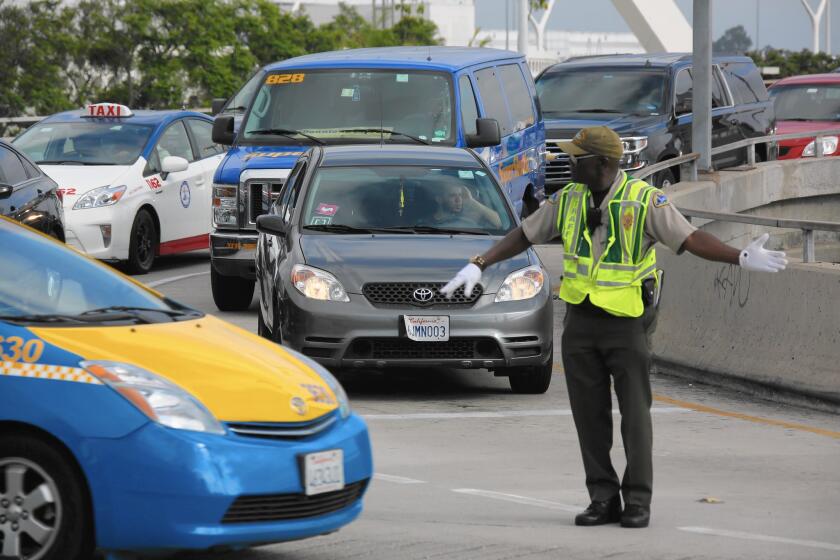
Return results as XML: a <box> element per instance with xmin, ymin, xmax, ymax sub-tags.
<box><xmin>363</xmin><ymin>282</ymin><xmax>482</xmax><ymax>308</ymax></box>
<box><xmin>546</xmin><ymin>141</ymin><xmax>572</xmax><ymax>187</ymax></box>
<box><xmin>346</xmin><ymin>337</ymin><xmax>503</xmax><ymax>360</ymax></box>
<box><xmin>222</xmin><ymin>480</ymin><xmax>368</xmax><ymax>524</ymax></box>
<box><xmin>226</xmin><ymin>412</ymin><xmax>338</xmax><ymax>440</ymax></box>
<box><xmin>246</xmin><ymin>180</ymin><xmax>285</xmax><ymax>225</ymax></box>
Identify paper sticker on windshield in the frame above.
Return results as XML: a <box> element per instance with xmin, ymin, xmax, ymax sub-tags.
<box><xmin>396</xmin><ymin>74</ymin><xmax>409</xmax><ymax>82</ymax></box>
<box><xmin>310</xmin><ymin>216</ymin><xmax>332</xmax><ymax>225</ymax></box>
<box><xmin>341</xmin><ymin>88</ymin><xmax>355</xmax><ymax>97</ymax></box>
<box><xmin>265</xmin><ymin>73</ymin><xmax>305</xmax><ymax>85</ymax></box>
<box><xmin>807</xmin><ymin>88</ymin><xmax>819</xmax><ymax>93</ymax></box>
<box><xmin>315</xmin><ymin>203</ymin><xmax>339</xmax><ymax>216</ymax></box>
<box><xmin>458</xmin><ymin>170</ymin><xmax>474</xmax><ymax>179</ymax></box>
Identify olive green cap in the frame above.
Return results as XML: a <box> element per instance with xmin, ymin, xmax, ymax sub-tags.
<box><xmin>556</xmin><ymin>126</ymin><xmax>623</xmax><ymax>160</ymax></box>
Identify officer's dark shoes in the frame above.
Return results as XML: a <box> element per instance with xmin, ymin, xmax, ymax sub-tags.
<box><xmin>574</xmin><ymin>497</ymin><xmax>622</xmax><ymax>526</ymax></box>
<box><xmin>620</xmin><ymin>504</ymin><xmax>650</xmax><ymax>528</ymax></box>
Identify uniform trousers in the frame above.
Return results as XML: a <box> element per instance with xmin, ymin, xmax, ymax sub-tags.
<box><xmin>560</xmin><ymin>301</ymin><xmax>656</xmax><ymax>507</ymax></box>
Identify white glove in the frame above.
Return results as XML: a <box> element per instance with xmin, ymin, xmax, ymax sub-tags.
<box><xmin>440</xmin><ymin>263</ymin><xmax>482</xmax><ymax>298</ymax></box>
<box><xmin>739</xmin><ymin>233</ymin><xmax>788</xmax><ymax>273</ymax></box>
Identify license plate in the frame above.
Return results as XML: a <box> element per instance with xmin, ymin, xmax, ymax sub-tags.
<box><xmin>403</xmin><ymin>315</ymin><xmax>449</xmax><ymax>342</ymax></box>
<box><xmin>303</xmin><ymin>449</ymin><xmax>344</xmax><ymax>496</ymax></box>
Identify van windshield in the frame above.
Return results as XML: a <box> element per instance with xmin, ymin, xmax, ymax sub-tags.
<box><xmin>241</xmin><ymin>70</ymin><xmax>455</xmax><ymax>146</ymax></box>
<box><xmin>537</xmin><ymin>69</ymin><xmax>667</xmax><ymax>117</ymax></box>
<box><xmin>770</xmin><ymin>84</ymin><xmax>840</xmax><ymax>121</ymax></box>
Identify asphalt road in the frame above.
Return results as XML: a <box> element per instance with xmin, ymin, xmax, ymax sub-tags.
<box><xmin>134</xmin><ymin>250</ymin><xmax>840</xmax><ymax>560</ymax></box>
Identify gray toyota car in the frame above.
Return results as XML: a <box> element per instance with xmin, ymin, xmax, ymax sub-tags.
<box><xmin>255</xmin><ymin>144</ymin><xmax>553</xmax><ymax>393</ymax></box>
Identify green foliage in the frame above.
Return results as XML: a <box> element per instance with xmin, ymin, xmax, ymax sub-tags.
<box><xmin>713</xmin><ymin>25</ymin><xmax>752</xmax><ymax>56</ymax></box>
<box><xmin>0</xmin><ymin>0</ymin><xmax>442</xmax><ymax>118</ymax></box>
<box><xmin>747</xmin><ymin>48</ymin><xmax>840</xmax><ymax>78</ymax></box>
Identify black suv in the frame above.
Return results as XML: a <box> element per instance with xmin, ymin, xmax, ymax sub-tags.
<box><xmin>536</xmin><ymin>54</ymin><xmax>775</xmax><ymax>190</ymax></box>
<box><xmin>0</xmin><ymin>140</ymin><xmax>64</xmax><ymax>239</ymax></box>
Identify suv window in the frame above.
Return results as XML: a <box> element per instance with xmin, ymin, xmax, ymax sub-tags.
<box><xmin>720</xmin><ymin>62</ymin><xmax>769</xmax><ymax>104</ymax></box>
<box><xmin>673</xmin><ymin>68</ymin><xmax>727</xmax><ymax>114</ymax></box>
<box><xmin>459</xmin><ymin>75</ymin><xmax>479</xmax><ymax>136</ymax></box>
<box><xmin>186</xmin><ymin>119</ymin><xmax>224</xmax><ymax>159</ymax></box>
<box><xmin>498</xmin><ymin>64</ymin><xmax>535</xmax><ymax>131</ymax></box>
<box><xmin>475</xmin><ymin>67</ymin><xmax>513</xmax><ymax>135</ymax></box>
<box><xmin>0</xmin><ymin>146</ymin><xmax>29</xmax><ymax>185</ymax></box>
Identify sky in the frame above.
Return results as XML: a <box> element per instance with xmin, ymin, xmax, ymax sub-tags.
<box><xmin>474</xmin><ymin>0</ymin><xmax>840</xmax><ymax>53</ymax></box>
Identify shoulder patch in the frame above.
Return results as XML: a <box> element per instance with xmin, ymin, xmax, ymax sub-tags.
<box><xmin>652</xmin><ymin>192</ymin><xmax>669</xmax><ymax>208</ymax></box>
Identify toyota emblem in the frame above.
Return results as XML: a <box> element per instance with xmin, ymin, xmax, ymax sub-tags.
<box><xmin>413</xmin><ymin>288</ymin><xmax>434</xmax><ymax>302</ymax></box>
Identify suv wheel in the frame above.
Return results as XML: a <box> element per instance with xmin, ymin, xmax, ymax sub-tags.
<box><xmin>0</xmin><ymin>435</ymin><xmax>94</xmax><ymax>560</ymax></box>
<box><xmin>127</xmin><ymin>209</ymin><xmax>157</xmax><ymax>274</ymax></box>
<box><xmin>211</xmin><ymin>267</ymin><xmax>255</xmax><ymax>311</ymax></box>
<box><xmin>652</xmin><ymin>168</ymin><xmax>676</xmax><ymax>189</ymax></box>
<box><xmin>507</xmin><ymin>351</ymin><xmax>554</xmax><ymax>394</ymax></box>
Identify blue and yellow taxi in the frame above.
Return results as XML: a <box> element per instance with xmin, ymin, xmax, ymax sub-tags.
<box><xmin>0</xmin><ymin>217</ymin><xmax>372</xmax><ymax>559</ymax></box>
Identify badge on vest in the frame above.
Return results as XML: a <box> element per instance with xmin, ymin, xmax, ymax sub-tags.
<box><xmin>653</xmin><ymin>193</ymin><xmax>669</xmax><ymax>207</ymax></box>
<box><xmin>622</xmin><ymin>210</ymin><xmax>634</xmax><ymax>230</ymax></box>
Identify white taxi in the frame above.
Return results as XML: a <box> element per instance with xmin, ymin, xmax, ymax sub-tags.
<box><xmin>13</xmin><ymin>103</ymin><xmax>225</xmax><ymax>273</ymax></box>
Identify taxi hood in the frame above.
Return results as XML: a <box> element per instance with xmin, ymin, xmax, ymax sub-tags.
<box><xmin>40</xmin><ymin>164</ymin><xmax>134</xmax><ymax>209</ymax></box>
<box><xmin>31</xmin><ymin>315</ymin><xmax>339</xmax><ymax>423</ymax></box>
<box><xmin>215</xmin><ymin>146</ymin><xmax>308</xmax><ymax>184</ymax></box>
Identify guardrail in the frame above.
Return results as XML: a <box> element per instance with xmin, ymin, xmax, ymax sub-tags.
<box><xmin>680</xmin><ymin>208</ymin><xmax>840</xmax><ymax>263</ymax></box>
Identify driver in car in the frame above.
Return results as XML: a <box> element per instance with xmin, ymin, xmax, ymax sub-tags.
<box><xmin>427</xmin><ymin>177</ymin><xmax>502</xmax><ymax>229</ymax></box>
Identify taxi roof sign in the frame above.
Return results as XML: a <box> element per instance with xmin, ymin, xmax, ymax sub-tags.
<box><xmin>84</xmin><ymin>103</ymin><xmax>133</xmax><ymax>118</ymax></box>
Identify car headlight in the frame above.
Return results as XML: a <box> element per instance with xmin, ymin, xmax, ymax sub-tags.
<box><xmin>495</xmin><ymin>265</ymin><xmax>545</xmax><ymax>302</ymax></box>
<box><xmin>289</xmin><ymin>351</ymin><xmax>351</xmax><ymax>419</ymax></box>
<box><xmin>621</xmin><ymin>136</ymin><xmax>648</xmax><ymax>154</ymax></box>
<box><xmin>73</xmin><ymin>185</ymin><xmax>127</xmax><ymax>210</ymax></box>
<box><xmin>83</xmin><ymin>361</ymin><xmax>225</xmax><ymax>434</ymax></box>
<box><xmin>291</xmin><ymin>264</ymin><xmax>349</xmax><ymax>302</ymax></box>
<box><xmin>212</xmin><ymin>183</ymin><xmax>239</xmax><ymax>228</ymax></box>
<box><xmin>802</xmin><ymin>136</ymin><xmax>838</xmax><ymax>156</ymax></box>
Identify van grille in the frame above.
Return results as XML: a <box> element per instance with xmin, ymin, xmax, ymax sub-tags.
<box><xmin>246</xmin><ymin>180</ymin><xmax>285</xmax><ymax>226</ymax></box>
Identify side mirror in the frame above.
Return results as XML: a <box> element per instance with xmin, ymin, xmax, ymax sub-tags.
<box><xmin>211</xmin><ymin>98</ymin><xmax>227</xmax><ymax>116</ymax></box>
<box><xmin>0</xmin><ymin>183</ymin><xmax>12</xmax><ymax>200</ymax></box>
<box><xmin>212</xmin><ymin>116</ymin><xmax>236</xmax><ymax>145</ymax></box>
<box><xmin>256</xmin><ymin>214</ymin><xmax>287</xmax><ymax>237</ymax></box>
<box><xmin>161</xmin><ymin>156</ymin><xmax>189</xmax><ymax>174</ymax></box>
<box><xmin>465</xmin><ymin>118</ymin><xmax>501</xmax><ymax>148</ymax></box>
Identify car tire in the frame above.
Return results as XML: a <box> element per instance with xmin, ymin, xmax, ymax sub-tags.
<box><xmin>211</xmin><ymin>267</ymin><xmax>255</xmax><ymax>311</ymax></box>
<box><xmin>0</xmin><ymin>434</ymin><xmax>94</xmax><ymax>560</ymax></box>
<box><xmin>652</xmin><ymin>168</ymin><xmax>676</xmax><ymax>189</ymax></box>
<box><xmin>507</xmin><ymin>351</ymin><xmax>553</xmax><ymax>394</ymax></box>
<box><xmin>127</xmin><ymin>209</ymin><xmax>157</xmax><ymax>274</ymax></box>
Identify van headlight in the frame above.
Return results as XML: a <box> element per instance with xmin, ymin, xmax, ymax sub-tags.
<box><xmin>291</xmin><ymin>264</ymin><xmax>349</xmax><ymax>302</ymax></box>
<box><xmin>802</xmin><ymin>136</ymin><xmax>838</xmax><ymax>156</ymax></box>
<box><xmin>73</xmin><ymin>185</ymin><xmax>126</xmax><ymax>209</ymax></box>
<box><xmin>289</xmin><ymin>351</ymin><xmax>351</xmax><ymax>419</ymax></box>
<box><xmin>212</xmin><ymin>183</ymin><xmax>238</xmax><ymax>228</ymax></box>
<box><xmin>495</xmin><ymin>265</ymin><xmax>545</xmax><ymax>302</ymax></box>
<box><xmin>83</xmin><ymin>361</ymin><xmax>225</xmax><ymax>435</ymax></box>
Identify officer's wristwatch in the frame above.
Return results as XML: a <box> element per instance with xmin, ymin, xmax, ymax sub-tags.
<box><xmin>469</xmin><ymin>255</ymin><xmax>487</xmax><ymax>271</ymax></box>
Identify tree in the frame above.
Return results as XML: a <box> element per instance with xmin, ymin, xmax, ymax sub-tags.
<box><xmin>748</xmin><ymin>48</ymin><xmax>840</xmax><ymax>78</ymax></box>
<box><xmin>714</xmin><ymin>25</ymin><xmax>753</xmax><ymax>56</ymax></box>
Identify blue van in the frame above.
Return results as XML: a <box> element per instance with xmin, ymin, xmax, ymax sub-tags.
<box><xmin>209</xmin><ymin>46</ymin><xmax>546</xmax><ymax>311</ymax></box>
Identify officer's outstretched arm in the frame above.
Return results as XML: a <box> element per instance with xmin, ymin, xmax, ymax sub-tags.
<box><xmin>682</xmin><ymin>231</ymin><xmax>788</xmax><ymax>272</ymax></box>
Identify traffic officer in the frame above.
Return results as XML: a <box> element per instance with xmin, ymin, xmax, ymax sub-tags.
<box><xmin>441</xmin><ymin>126</ymin><xmax>787</xmax><ymax>529</ymax></box>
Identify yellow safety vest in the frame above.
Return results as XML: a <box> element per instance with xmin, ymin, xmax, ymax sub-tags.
<box><xmin>556</xmin><ymin>174</ymin><xmax>659</xmax><ymax>318</ymax></box>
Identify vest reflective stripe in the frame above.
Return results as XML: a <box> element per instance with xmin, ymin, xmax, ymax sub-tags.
<box><xmin>558</xmin><ymin>173</ymin><xmax>659</xmax><ymax>318</ymax></box>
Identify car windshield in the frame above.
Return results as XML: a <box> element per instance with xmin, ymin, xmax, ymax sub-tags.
<box><xmin>0</xmin><ymin>221</ymin><xmax>198</xmax><ymax>325</ymax></box>
<box><xmin>14</xmin><ymin>122</ymin><xmax>154</xmax><ymax>165</ymax></box>
<box><xmin>300</xmin><ymin>166</ymin><xmax>514</xmax><ymax>236</ymax></box>
<box><xmin>770</xmin><ymin>84</ymin><xmax>840</xmax><ymax>121</ymax></box>
<box><xmin>537</xmin><ymin>69</ymin><xmax>667</xmax><ymax>117</ymax></box>
<box><xmin>241</xmin><ymin>70</ymin><xmax>455</xmax><ymax>145</ymax></box>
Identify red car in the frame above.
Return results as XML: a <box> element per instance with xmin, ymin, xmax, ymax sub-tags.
<box><xmin>769</xmin><ymin>73</ymin><xmax>840</xmax><ymax>159</ymax></box>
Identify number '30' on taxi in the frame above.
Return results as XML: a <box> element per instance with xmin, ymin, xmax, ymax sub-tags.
<box><xmin>0</xmin><ymin>217</ymin><xmax>372</xmax><ymax>559</ymax></box>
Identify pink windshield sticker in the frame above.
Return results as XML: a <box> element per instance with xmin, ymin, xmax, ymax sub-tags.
<box><xmin>315</xmin><ymin>203</ymin><xmax>339</xmax><ymax>216</ymax></box>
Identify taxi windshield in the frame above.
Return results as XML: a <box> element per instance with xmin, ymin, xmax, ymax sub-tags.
<box><xmin>770</xmin><ymin>84</ymin><xmax>840</xmax><ymax>121</ymax></box>
<box><xmin>0</xmin><ymin>222</ymin><xmax>199</xmax><ymax>325</ymax></box>
<box><xmin>300</xmin><ymin>166</ymin><xmax>513</xmax><ymax>236</ymax></box>
<box><xmin>537</xmin><ymin>68</ymin><xmax>667</xmax><ymax>117</ymax></box>
<box><xmin>241</xmin><ymin>70</ymin><xmax>455</xmax><ymax>146</ymax></box>
<box><xmin>14</xmin><ymin>122</ymin><xmax>154</xmax><ymax>166</ymax></box>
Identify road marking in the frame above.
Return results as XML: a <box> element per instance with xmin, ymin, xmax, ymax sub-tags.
<box><xmin>363</xmin><ymin>407</ymin><xmax>687</xmax><ymax>421</ymax></box>
<box><xmin>452</xmin><ymin>488</ymin><xmax>580</xmax><ymax>513</ymax></box>
<box><xmin>374</xmin><ymin>473</ymin><xmax>427</xmax><ymax>484</ymax></box>
<box><xmin>146</xmin><ymin>271</ymin><xmax>210</xmax><ymax>288</ymax></box>
<box><xmin>653</xmin><ymin>394</ymin><xmax>840</xmax><ymax>440</ymax></box>
<box><xmin>678</xmin><ymin>527</ymin><xmax>840</xmax><ymax>552</ymax></box>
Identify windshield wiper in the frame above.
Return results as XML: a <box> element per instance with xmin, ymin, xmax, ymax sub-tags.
<box><xmin>332</xmin><ymin>128</ymin><xmax>431</xmax><ymax>145</ymax></box>
<box><xmin>0</xmin><ymin>314</ymin><xmax>87</xmax><ymax>325</ymax></box>
<box><xmin>302</xmin><ymin>224</ymin><xmax>413</xmax><ymax>234</ymax></box>
<box><xmin>36</xmin><ymin>160</ymin><xmax>111</xmax><ymax>165</ymax></box>
<box><xmin>80</xmin><ymin>306</ymin><xmax>199</xmax><ymax>318</ymax></box>
<box><xmin>388</xmin><ymin>225</ymin><xmax>491</xmax><ymax>235</ymax></box>
<box><xmin>247</xmin><ymin>128</ymin><xmax>325</xmax><ymax>145</ymax></box>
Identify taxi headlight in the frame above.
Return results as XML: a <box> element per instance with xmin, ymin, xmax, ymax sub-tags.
<box><xmin>289</xmin><ymin>350</ymin><xmax>351</xmax><ymax>419</ymax></box>
<box><xmin>291</xmin><ymin>264</ymin><xmax>349</xmax><ymax>302</ymax></box>
<box><xmin>83</xmin><ymin>361</ymin><xmax>225</xmax><ymax>435</ymax></box>
<box><xmin>73</xmin><ymin>185</ymin><xmax>127</xmax><ymax>210</ymax></box>
<box><xmin>802</xmin><ymin>136</ymin><xmax>838</xmax><ymax>156</ymax></box>
<box><xmin>212</xmin><ymin>183</ymin><xmax>238</xmax><ymax>228</ymax></box>
<box><xmin>495</xmin><ymin>265</ymin><xmax>545</xmax><ymax>302</ymax></box>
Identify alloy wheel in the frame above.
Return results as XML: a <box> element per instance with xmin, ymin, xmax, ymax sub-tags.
<box><xmin>0</xmin><ymin>458</ymin><xmax>62</xmax><ymax>559</ymax></box>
